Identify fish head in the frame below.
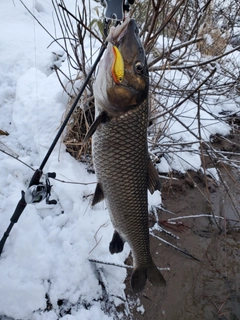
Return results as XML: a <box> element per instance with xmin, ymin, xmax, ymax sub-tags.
<box><xmin>94</xmin><ymin>18</ymin><xmax>149</xmax><ymax>116</ymax></box>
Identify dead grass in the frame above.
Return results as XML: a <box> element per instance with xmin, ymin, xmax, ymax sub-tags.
<box><xmin>63</xmin><ymin>96</ymin><xmax>94</xmax><ymax>162</ymax></box>
<box><xmin>197</xmin><ymin>23</ymin><xmax>229</xmax><ymax>56</ymax></box>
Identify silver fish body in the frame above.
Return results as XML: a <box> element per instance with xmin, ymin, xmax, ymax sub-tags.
<box><xmin>88</xmin><ymin>18</ymin><xmax>166</xmax><ymax>293</ymax></box>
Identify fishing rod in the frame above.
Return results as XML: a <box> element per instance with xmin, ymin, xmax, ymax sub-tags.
<box><xmin>0</xmin><ymin>0</ymin><xmax>132</xmax><ymax>256</ymax></box>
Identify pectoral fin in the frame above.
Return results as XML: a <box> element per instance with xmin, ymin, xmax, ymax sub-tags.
<box><xmin>148</xmin><ymin>158</ymin><xmax>161</xmax><ymax>194</ymax></box>
<box><xmin>92</xmin><ymin>183</ymin><xmax>104</xmax><ymax>206</ymax></box>
<box><xmin>84</xmin><ymin>111</ymin><xmax>109</xmax><ymax>143</ymax></box>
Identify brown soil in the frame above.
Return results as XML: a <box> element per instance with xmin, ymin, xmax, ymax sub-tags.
<box><xmin>125</xmin><ymin>169</ymin><xmax>240</xmax><ymax>320</ymax></box>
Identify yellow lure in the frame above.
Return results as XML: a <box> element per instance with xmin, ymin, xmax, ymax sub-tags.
<box><xmin>111</xmin><ymin>46</ymin><xmax>124</xmax><ymax>84</ymax></box>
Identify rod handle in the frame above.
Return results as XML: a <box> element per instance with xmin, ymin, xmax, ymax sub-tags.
<box><xmin>11</xmin><ymin>191</ymin><xmax>27</xmax><ymax>223</ymax></box>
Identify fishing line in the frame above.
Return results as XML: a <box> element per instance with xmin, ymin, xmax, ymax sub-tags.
<box><xmin>0</xmin><ymin>0</ymin><xmax>130</xmax><ymax>256</ymax></box>
<box><xmin>0</xmin><ymin>148</ymin><xmax>96</xmax><ymax>185</ymax></box>
<box><xmin>19</xmin><ymin>0</ymin><xmax>67</xmax><ymax>53</ymax></box>
<box><xmin>0</xmin><ymin>148</ymin><xmax>34</xmax><ymax>171</ymax></box>
<box><xmin>32</xmin><ymin>0</ymin><xmax>40</xmax><ymax>155</ymax></box>
<box><xmin>0</xmin><ymin>41</ymin><xmax>107</xmax><ymax>256</ymax></box>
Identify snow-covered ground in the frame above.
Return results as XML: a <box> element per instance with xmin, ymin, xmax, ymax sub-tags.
<box><xmin>0</xmin><ymin>1</ymin><xmax>130</xmax><ymax>319</ymax></box>
<box><xmin>0</xmin><ymin>1</ymin><xmax>239</xmax><ymax>319</ymax></box>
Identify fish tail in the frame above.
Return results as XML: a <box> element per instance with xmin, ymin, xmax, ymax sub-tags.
<box><xmin>147</xmin><ymin>260</ymin><xmax>166</xmax><ymax>288</ymax></box>
<box><xmin>131</xmin><ymin>261</ymin><xmax>166</xmax><ymax>293</ymax></box>
<box><xmin>131</xmin><ymin>267</ymin><xmax>148</xmax><ymax>293</ymax></box>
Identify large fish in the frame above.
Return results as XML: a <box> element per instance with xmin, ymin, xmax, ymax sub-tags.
<box><xmin>85</xmin><ymin>18</ymin><xmax>166</xmax><ymax>293</ymax></box>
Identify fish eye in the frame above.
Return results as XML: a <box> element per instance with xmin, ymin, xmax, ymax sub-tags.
<box><xmin>135</xmin><ymin>61</ymin><xmax>144</xmax><ymax>74</ymax></box>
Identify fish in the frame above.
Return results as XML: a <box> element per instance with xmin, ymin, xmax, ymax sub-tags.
<box><xmin>85</xmin><ymin>17</ymin><xmax>166</xmax><ymax>293</ymax></box>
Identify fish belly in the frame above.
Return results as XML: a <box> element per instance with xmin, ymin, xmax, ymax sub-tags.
<box><xmin>92</xmin><ymin>101</ymin><xmax>151</xmax><ymax>267</ymax></box>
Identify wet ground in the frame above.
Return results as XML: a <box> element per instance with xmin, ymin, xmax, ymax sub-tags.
<box><xmin>125</xmin><ymin>169</ymin><xmax>240</xmax><ymax>319</ymax></box>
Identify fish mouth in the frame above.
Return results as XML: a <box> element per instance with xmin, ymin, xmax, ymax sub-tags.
<box><xmin>94</xmin><ymin>18</ymin><xmax>148</xmax><ymax>116</ymax></box>
<box><xmin>106</xmin><ymin>16</ymin><xmax>131</xmax><ymax>47</ymax></box>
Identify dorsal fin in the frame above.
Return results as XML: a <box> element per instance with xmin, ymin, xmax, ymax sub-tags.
<box><xmin>92</xmin><ymin>183</ymin><xmax>104</xmax><ymax>206</ymax></box>
<box><xmin>84</xmin><ymin>111</ymin><xmax>109</xmax><ymax>143</ymax></box>
<box><xmin>148</xmin><ymin>158</ymin><xmax>161</xmax><ymax>194</ymax></box>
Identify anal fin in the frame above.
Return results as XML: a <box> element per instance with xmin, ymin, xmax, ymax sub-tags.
<box><xmin>92</xmin><ymin>183</ymin><xmax>104</xmax><ymax>206</ymax></box>
<box><xmin>109</xmin><ymin>230</ymin><xmax>124</xmax><ymax>254</ymax></box>
<box><xmin>148</xmin><ymin>158</ymin><xmax>161</xmax><ymax>194</ymax></box>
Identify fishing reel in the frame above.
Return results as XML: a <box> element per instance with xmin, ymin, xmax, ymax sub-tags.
<box><xmin>25</xmin><ymin>171</ymin><xmax>57</xmax><ymax>205</ymax></box>
<box><xmin>0</xmin><ymin>170</ymin><xmax>57</xmax><ymax>255</ymax></box>
<box><xmin>103</xmin><ymin>0</ymin><xmax>134</xmax><ymax>36</ymax></box>
<box><xmin>103</xmin><ymin>0</ymin><xmax>134</xmax><ymax>21</ymax></box>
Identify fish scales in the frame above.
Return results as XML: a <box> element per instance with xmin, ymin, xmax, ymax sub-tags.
<box><xmin>92</xmin><ymin>100</ymin><xmax>150</xmax><ymax>267</ymax></box>
<box><xmin>87</xmin><ymin>18</ymin><xmax>166</xmax><ymax>293</ymax></box>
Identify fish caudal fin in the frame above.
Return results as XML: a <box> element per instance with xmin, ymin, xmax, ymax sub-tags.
<box><xmin>131</xmin><ymin>261</ymin><xmax>166</xmax><ymax>293</ymax></box>
<box><xmin>147</xmin><ymin>261</ymin><xmax>166</xmax><ymax>288</ymax></box>
<box><xmin>131</xmin><ymin>268</ymin><xmax>147</xmax><ymax>293</ymax></box>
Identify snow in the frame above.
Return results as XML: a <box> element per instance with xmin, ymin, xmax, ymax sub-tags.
<box><xmin>0</xmin><ymin>1</ymin><xmax>127</xmax><ymax>319</ymax></box>
<box><xmin>0</xmin><ymin>1</ymin><xmax>239</xmax><ymax>319</ymax></box>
